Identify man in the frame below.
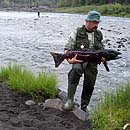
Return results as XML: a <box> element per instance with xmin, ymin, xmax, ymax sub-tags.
<box><xmin>63</xmin><ymin>11</ymin><xmax>105</xmax><ymax>112</ymax></box>
<box><xmin>38</xmin><ymin>11</ymin><xmax>40</xmax><ymax>18</ymax></box>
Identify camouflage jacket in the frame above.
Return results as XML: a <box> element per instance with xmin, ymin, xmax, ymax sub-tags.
<box><xmin>65</xmin><ymin>25</ymin><xmax>104</xmax><ymax>51</ymax></box>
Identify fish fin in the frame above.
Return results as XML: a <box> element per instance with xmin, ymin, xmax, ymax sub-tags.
<box><xmin>103</xmin><ymin>61</ymin><xmax>110</xmax><ymax>72</ymax></box>
<box><xmin>50</xmin><ymin>52</ymin><xmax>65</xmax><ymax>67</ymax></box>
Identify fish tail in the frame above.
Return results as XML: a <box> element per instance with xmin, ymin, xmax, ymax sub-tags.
<box><xmin>50</xmin><ymin>52</ymin><xmax>65</xmax><ymax>67</ymax></box>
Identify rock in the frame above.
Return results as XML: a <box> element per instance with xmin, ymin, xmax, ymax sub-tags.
<box><xmin>118</xmin><ymin>45</ymin><xmax>122</xmax><ymax>48</ymax></box>
<box><xmin>107</xmin><ymin>29</ymin><xmax>112</xmax><ymax>32</ymax></box>
<box><xmin>17</xmin><ymin>127</ymin><xmax>39</xmax><ymax>130</ymax></box>
<box><xmin>116</xmin><ymin>41</ymin><xmax>121</xmax><ymax>44</ymax></box>
<box><xmin>44</xmin><ymin>98</ymin><xmax>63</xmax><ymax>111</ymax></box>
<box><xmin>38</xmin><ymin>102</ymin><xmax>45</xmax><ymax>107</ymax></box>
<box><xmin>57</xmin><ymin>90</ymin><xmax>67</xmax><ymax>101</ymax></box>
<box><xmin>10</xmin><ymin>117</ymin><xmax>20</xmax><ymax>126</ymax></box>
<box><xmin>0</xmin><ymin>113</ymin><xmax>9</xmax><ymax>122</ymax></box>
<box><xmin>121</xmin><ymin>38</ymin><xmax>127</xmax><ymax>42</ymax></box>
<box><xmin>123</xmin><ymin>49</ymin><xmax>127</xmax><ymax>51</ymax></box>
<box><xmin>107</xmin><ymin>43</ymin><xmax>111</xmax><ymax>45</ymax></box>
<box><xmin>25</xmin><ymin>100</ymin><xmax>36</xmax><ymax>106</ymax></box>
<box><xmin>117</xmin><ymin>49</ymin><xmax>120</xmax><ymax>51</ymax></box>
<box><xmin>72</xmin><ymin>107</ymin><xmax>89</xmax><ymax>121</ymax></box>
<box><xmin>0</xmin><ymin>124</ymin><xmax>17</xmax><ymax>130</ymax></box>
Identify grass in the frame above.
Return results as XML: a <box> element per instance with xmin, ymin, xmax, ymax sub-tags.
<box><xmin>1</xmin><ymin>64</ymin><xmax>130</xmax><ymax>130</ymax></box>
<box><xmin>91</xmin><ymin>82</ymin><xmax>130</xmax><ymax>130</ymax></box>
<box><xmin>55</xmin><ymin>3</ymin><xmax>130</xmax><ymax>18</ymax></box>
<box><xmin>0</xmin><ymin>63</ymin><xmax>58</xmax><ymax>102</ymax></box>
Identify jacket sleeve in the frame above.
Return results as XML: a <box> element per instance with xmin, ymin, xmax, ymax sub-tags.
<box><xmin>64</xmin><ymin>29</ymin><xmax>77</xmax><ymax>51</ymax></box>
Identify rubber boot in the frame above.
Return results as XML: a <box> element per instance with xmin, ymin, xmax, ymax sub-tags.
<box><xmin>64</xmin><ymin>64</ymin><xmax>82</xmax><ymax>111</ymax></box>
<box><xmin>63</xmin><ymin>85</ymin><xmax>76</xmax><ymax>111</ymax></box>
<box><xmin>63</xmin><ymin>98</ymin><xmax>74</xmax><ymax>111</ymax></box>
<box><xmin>81</xmin><ymin>104</ymin><xmax>87</xmax><ymax>112</ymax></box>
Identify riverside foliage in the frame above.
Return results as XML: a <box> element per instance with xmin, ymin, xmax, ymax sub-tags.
<box><xmin>0</xmin><ymin>63</ymin><xmax>58</xmax><ymax>102</ymax></box>
<box><xmin>0</xmin><ymin>0</ymin><xmax>57</xmax><ymax>8</ymax></box>
<box><xmin>55</xmin><ymin>3</ymin><xmax>130</xmax><ymax>17</ymax></box>
<box><xmin>57</xmin><ymin>0</ymin><xmax>130</xmax><ymax>7</ymax></box>
<box><xmin>1</xmin><ymin>0</ymin><xmax>130</xmax><ymax>9</ymax></box>
<box><xmin>91</xmin><ymin>82</ymin><xmax>130</xmax><ymax>130</ymax></box>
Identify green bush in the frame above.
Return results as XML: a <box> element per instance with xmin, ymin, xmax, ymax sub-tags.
<box><xmin>55</xmin><ymin>3</ymin><xmax>130</xmax><ymax>18</ymax></box>
<box><xmin>0</xmin><ymin>63</ymin><xmax>58</xmax><ymax>102</ymax></box>
<box><xmin>91</xmin><ymin>82</ymin><xmax>130</xmax><ymax>130</ymax></box>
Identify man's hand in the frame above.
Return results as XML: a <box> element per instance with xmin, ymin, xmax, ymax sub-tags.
<box><xmin>64</xmin><ymin>50</ymin><xmax>82</xmax><ymax>64</ymax></box>
<box><xmin>101</xmin><ymin>57</ymin><xmax>106</xmax><ymax>63</ymax></box>
<box><xmin>67</xmin><ymin>54</ymin><xmax>82</xmax><ymax>64</ymax></box>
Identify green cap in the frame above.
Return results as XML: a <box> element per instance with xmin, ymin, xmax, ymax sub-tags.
<box><xmin>85</xmin><ymin>11</ymin><xmax>101</xmax><ymax>22</ymax></box>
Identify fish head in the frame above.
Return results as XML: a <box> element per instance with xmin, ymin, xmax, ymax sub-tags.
<box><xmin>103</xmin><ymin>49</ymin><xmax>122</xmax><ymax>61</ymax></box>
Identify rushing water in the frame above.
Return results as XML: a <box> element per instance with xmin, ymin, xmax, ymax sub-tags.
<box><xmin>0</xmin><ymin>11</ymin><xmax>130</xmax><ymax>109</ymax></box>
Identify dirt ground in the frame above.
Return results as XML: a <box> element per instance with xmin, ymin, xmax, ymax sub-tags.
<box><xmin>0</xmin><ymin>83</ymin><xmax>92</xmax><ymax>130</ymax></box>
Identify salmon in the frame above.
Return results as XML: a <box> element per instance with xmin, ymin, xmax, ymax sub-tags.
<box><xmin>50</xmin><ymin>49</ymin><xmax>121</xmax><ymax>72</ymax></box>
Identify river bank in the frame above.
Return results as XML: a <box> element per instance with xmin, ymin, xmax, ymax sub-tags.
<box><xmin>1</xmin><ymin>3</ymin><xmax>130</xmax><ymax>18</ymax></box>
<box><xmin>0</xmin><ymin>83</ymin><xmax>91</xmax><ymax>130</ymax></box>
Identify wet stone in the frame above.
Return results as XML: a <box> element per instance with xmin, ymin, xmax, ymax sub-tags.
<box><xmin>17</xmin><ymin>127</ymin><xmax>39</xmax><ymax>130</ymax></box>
<box><xmin>0</xmin><ymin>113</ymin><xmax>9</xmax><ymax>122</ymax></box>
<box><xmin>0</xmin><ymin>124</ymin><xmax>17</xmax><ymax>130</ymax></box>
<box><xmin>7</xmin><ymin>107</ymin><xmax>19</xmax><ymax>114</ymax></box>
<box><xmin>44</xmin><ymin>98</ymin><xmax>63</xmax><ymax>111</ymax></box>
<box><xmin>30</xmin><ymin>119</ymin><xmax>41</xmax><ymax>128</ymax></box>
<box><xmin>10</xmin><ymin>117</ymin><xmax>20</xmax><ymax>126</ymax></box>
<box><xmin>25</xmin><ymin>100</ymin><xmax>36</xmax><ymax>106</ymax></box>
<box><xmin>72</xmin><ymin>107</ymin><xmax>89</xmax><ymax>121</ymax></box>
<box><xmin>0</xmin><ymin>123</ymin><xmax>3</xmax><ymax>130</ymax></box>
<box><xmin>57</xmin><ymin>90</ymin><xmax>67</xmax><ymax>101</ymax></box>
<box><xmin>20</xmin><ymin>119</ymin><xmax>33</xmax><ymax>127</ymax></box>
<box><xmin>0</xmin><ymin>105</ymin><xmax>8</xmax><ymax>111</ymax></box>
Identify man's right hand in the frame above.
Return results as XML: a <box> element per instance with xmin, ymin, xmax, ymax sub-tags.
<box><xmin>67</xmin><ymin>54</ymin><xmax>82</xmax><ymax>64</ymax></box>
<box><xmin>64</xmin><ymin>50</ymin><xmax>82</xmax><ymax>64</ymax></box>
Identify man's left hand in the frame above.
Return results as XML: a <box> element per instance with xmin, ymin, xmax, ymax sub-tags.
<box><xmin>101</xmin><ymin>57</ymin><xmax>106</xmax><ymax>63</ymax></box>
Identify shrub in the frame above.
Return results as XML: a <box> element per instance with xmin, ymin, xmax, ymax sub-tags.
<box><xmin>0</xmin><ymin>63</ymin><xmax>58</xmax><ymax>102</ymax></box>
<box><xmin>91</xmin><ymin>82</ymin><xmax>130</xmax><ymax>130</ymax></box>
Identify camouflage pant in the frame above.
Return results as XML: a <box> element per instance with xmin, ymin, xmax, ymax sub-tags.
<box><xmin>67</xmin><ymin>62</ymin><xmax>98</xmax><ymax>108</ymax></box>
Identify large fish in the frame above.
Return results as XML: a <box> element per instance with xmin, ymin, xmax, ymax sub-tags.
<box><xmin>50</xmin><ymin>49</ymin><xmax>121</xmax><ymax>72</ymax></box>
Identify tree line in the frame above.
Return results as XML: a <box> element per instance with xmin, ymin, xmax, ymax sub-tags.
<box><xmin>0</xmin><ymin>0</ymin><xmax>57</xmax><ymax>8</ymax></box>
<box><xmin>57</xmin><ymin>0</ymin><xmax>130</xmax><ymax>7</ymax></box>
<box><xmin>0</xmin><ymin>0</ymin><xmax>129</xmax><ymax>8</ymax></box>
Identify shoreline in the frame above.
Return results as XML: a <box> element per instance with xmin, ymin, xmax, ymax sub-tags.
<box><xmin>1</xmin><ymin>8</ymin><xmax>130</xmax><ymax>19</ymax></box>
<box><xmin>0</xmin><ymin>83</ymin><xmax>91</xmax><ymax>130</ymax></box>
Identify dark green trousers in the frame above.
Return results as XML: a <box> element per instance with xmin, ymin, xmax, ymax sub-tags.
<box><xmin>67</xmin><ymin>62</ymin><xmax>98</xmax><ymax>108</ymax></box>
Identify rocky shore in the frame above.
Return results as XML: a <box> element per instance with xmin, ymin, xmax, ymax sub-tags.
<box><xmin>0</xmin><ymin>83</ymin><xmax>91</xmax><ymax>130</ymax></box>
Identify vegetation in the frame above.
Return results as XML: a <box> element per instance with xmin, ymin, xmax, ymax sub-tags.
<box><xmin>91</xmin><ymin>82</ymin><xmax>130</xmax><ymax>130</ymax></box>
<box><xmin>55</xmin><ymin>3</ymin><xmax>130</xmax><ymax>17</ymax></box>
<box><xmin>0</xmin><ymin>63</ymin><xmax>58</xmax><ymax>102</ymax></box>
<box><xmin>0</xmin><ymin>0</ymin><xmax>57</xmax><ymax>8</ymax></box>
<box><xmin>57</xmin><ymin>0</ymin><xmax>130</xmax><ymax>7</ymax></box>
<box><xmin>0</xmin><ymin>1</ymin><xmax>130</xmax><ymax>17</ymax></box>
<box><xmin>1</xmin><ymin>0</ymin><xmax>130</xmax><ymax>8</ymax></box>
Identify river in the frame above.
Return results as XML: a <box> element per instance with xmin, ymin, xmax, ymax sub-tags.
<box><xmin>0</xmin><ymin>11</ymin><xmax>130</xmax><ymax>110</ymax></box>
